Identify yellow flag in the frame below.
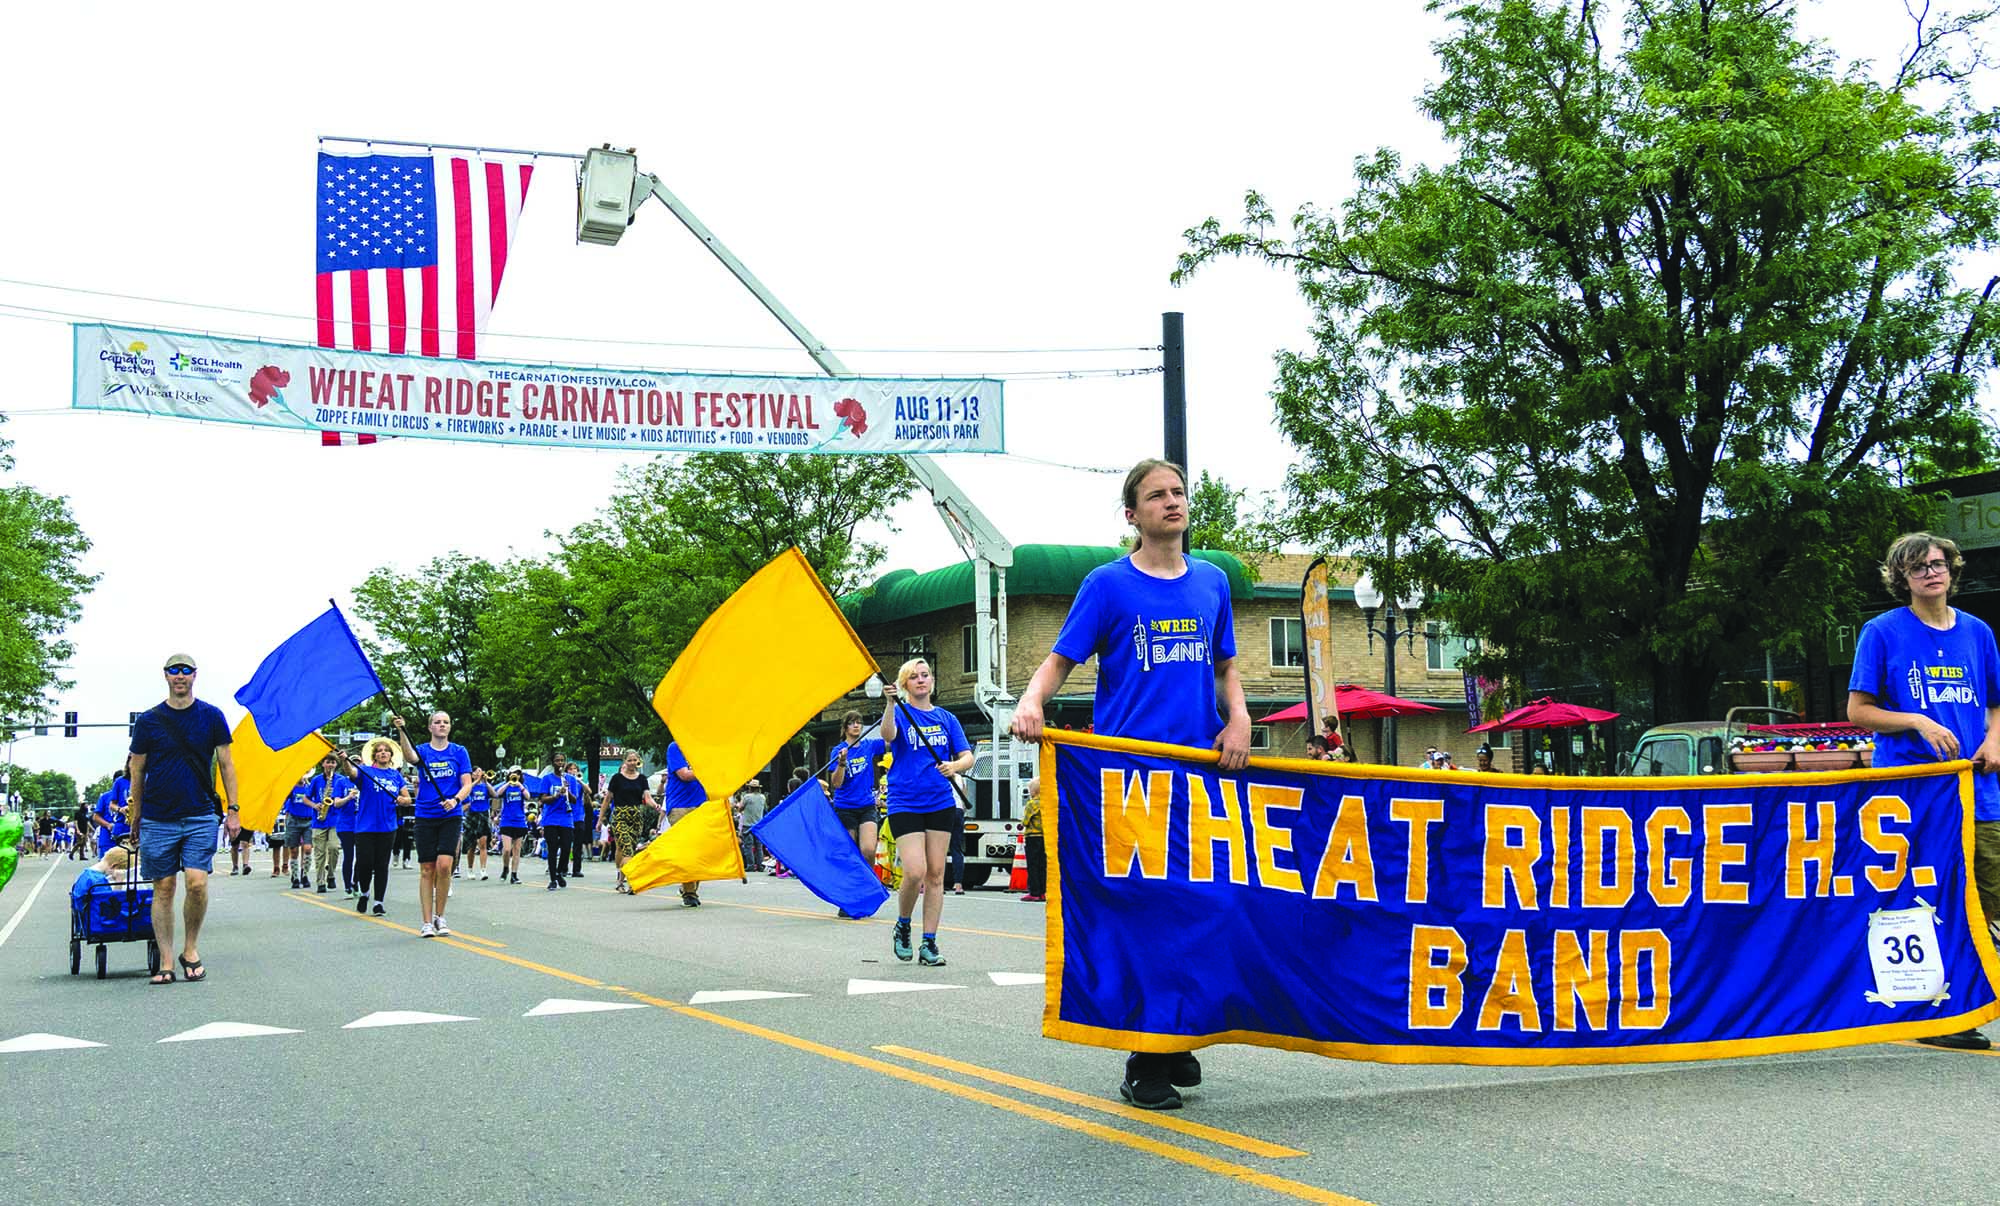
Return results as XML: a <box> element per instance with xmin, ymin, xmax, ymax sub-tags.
<box><xmin>226</xmin><ymin>713</ymin><xmax>333</xmax><ymax>833</ymax></box>
<box><xmin>651</xmin><ymin>546</ymin><xmax>877</xmax><ymax>795</ymax></box>
<box><xmin>622</xmin><ymin>798</ymin><xmax>744</xmax><ymax>893</ymax></box>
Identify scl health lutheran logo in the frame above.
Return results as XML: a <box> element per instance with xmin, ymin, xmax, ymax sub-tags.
<box><xmin>167</xmin><ymin>350</ymin><xmax>246</xmax><ymax>378</ymax></box>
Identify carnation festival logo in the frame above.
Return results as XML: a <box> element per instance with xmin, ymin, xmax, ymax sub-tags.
<box><xmin>247</xmin><ymin>365</ymin><xmax>291</xmax><ymax>409</ymax></box>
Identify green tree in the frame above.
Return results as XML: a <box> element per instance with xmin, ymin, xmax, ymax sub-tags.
<box><xmin>1178</xmin><ymin>0</ymin><xmax>2000</xmax><ymax>718</ymax></box>
<box><xmin>0</xmin><ymin>422</ymin><xmax>98</xmax><ymax>725</ymax></box>
<box><xmin>350</xmin><ymin>554</ymin><xmax>501</xmax><ymax>763</ymax></box>
<box><xmin>1187</xmin><ymin>469</ymin><xmax>1275</xmax><ymax>578</ymax></box>
<box><xmin>0</xmin><ymin>764</ymin><xmax>78</xmax><ymax>813</ymax></box>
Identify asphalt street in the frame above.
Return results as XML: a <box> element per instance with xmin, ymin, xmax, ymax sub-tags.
<box><xmin>1</xmin><ymin>848</ymin><xmax>1992</xmax><ymax>1206</ymax></box>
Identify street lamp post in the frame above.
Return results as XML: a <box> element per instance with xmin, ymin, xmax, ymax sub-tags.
<box><xmin>1352</xmin><ymin>573</ymin><xmax>1421</xmax><ymax>766</ymax></box>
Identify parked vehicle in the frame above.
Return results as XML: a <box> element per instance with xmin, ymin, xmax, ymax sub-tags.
<box><xmin>1620</xmin><ymin>707</ymin><xmax>1874</xmax><ymax>776</ymax></box>
<box><xmin>955</xmin><ymin>737</ymin><xmax>1035</xmax><ymax>888</ymax></box>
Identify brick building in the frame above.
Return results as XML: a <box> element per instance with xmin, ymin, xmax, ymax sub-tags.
<box><xmin>817</xmin><ymin>544</ymin><xmax>1489</xmax><ymax>766</ymax></box>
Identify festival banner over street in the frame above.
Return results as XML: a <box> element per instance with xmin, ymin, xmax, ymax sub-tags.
<box><xmin>1041</xmin><ymin>731</ymin><xmax>2000</xmax><ymax>1065</ymax></box>
<box><xmin>71</xmin><ymin>323</ymin><xmax>1004</xmax><ymax>456</ymax></box>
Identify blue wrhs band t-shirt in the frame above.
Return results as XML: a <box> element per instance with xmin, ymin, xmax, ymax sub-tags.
<box><xmin>884</xmin><ymin>704</ymin><xmax>968</xmax><ymax>814</ymax></box>
<box><xmin>1052</xmin><ymin>556</ymin><xmax>1236</xmax><ymax>750</ymax></box>
<box><xmin>1849</xmin><ymin>605</ymin><xmax>2000</xmax><ymax>821</ymax></box>
<box><xmin>497</xmin><ymin>784</ymin><xmax>527</xmax><ymax>828</ymax></box>
<box><xmin>539</xmin><ymin>774</ymin><xmax>577</xmax><ymax>828</ymax></box>
<box><xmin>467</xmin><ymin>783</ymin><xmax>491</xmax><ymax>813</ymax></box>
<box><xmin>832</xmin><ymin>737</ymin><xmax>887</xmax><ymax>810</ymax></box>
<box><xmin>411</xmin><ymin>742</ymin><xmax>471</xmax><ymax>817</ymax></box>
<box><xmin>353</xmin><ymin>766</ymin><xmax>403</xmax><ymax>833</ymax></box>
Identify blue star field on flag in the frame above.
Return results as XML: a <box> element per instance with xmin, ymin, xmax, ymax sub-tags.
<box><xmin>316</xmin><ymin>154</ymin><xmax>439</xmax><ymax>273</ymax></box>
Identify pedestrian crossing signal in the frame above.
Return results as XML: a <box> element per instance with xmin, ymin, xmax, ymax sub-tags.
<box><xmin>128</xmin><ymin>711</ymin><xmax>141</xmax><ymax>737</ymax></box>
<box><xmin>63</xmin><ymin>711</ymin><xmax>79</xmax><ymax>738</ymax></box>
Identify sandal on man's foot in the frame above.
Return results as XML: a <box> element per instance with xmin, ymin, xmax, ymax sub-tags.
<box><xmin>177</xmin><ymin>955</ymin><xmax>207</xmax><ymax>982</ymax></box>
<box><xmin>149</xmin><ymin>970</ymin><xmax>176</xmax><ymax>985</ymax></box>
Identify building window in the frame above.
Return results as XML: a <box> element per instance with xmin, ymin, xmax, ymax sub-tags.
<box><xmin>1249</xmin><ymin>725</ymin><xmax>1272</xmax><ymax>751</ymax></box>
<box><xmin>1269</xmin><ymin>617</ymin><xmax>1305</xmax><ymax>668</ymax></box>
<box><xmin>961</xmin><ymin>624</ymin><xmax>977</xmax><ymax>678</ymax></box>
<box><xmin>902</xmin><ymin>636</ymin><xmax>933</xmax><ymax>664</ymax></box>
<box><xmin>1425</xmin><ymin>622</ymin><xmax>1477</xmax><ymax>672</ymax></box>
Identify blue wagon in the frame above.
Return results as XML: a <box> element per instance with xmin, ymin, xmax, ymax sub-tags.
<box><xmin>69</xmin><ymin>876</ymin><xmax>160</xmax><ymax>980</ymax></box>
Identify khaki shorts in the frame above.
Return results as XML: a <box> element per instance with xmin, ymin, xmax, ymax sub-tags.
<box><xmin>1975</xmin><ymin>820</ymin><xmax>2000</xmax><ymax>937</ymax></box>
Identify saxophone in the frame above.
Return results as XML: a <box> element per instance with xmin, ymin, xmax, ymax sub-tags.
<box><xmin>315</xmin><ymin>773</ymin><xmax>335</xmax><ymax>822</ymax></box>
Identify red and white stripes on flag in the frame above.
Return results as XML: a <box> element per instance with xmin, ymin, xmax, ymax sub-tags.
<box><xmin>313</xmin><ymin>149</ymin><xmax>535</xmax><ymax>445</ymax></box>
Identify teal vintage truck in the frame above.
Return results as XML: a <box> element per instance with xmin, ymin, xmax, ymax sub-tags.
<box><xmin>1619</xmin><ymin>707</ymin><xmax>1875</xmax><ymax>777</ymax></box>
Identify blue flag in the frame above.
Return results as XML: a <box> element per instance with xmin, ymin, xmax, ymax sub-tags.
<box><xmin>753</xmin><ymin>779</ymin><xmax>890</xmax><ymax>919</ymax></box>
<box><xmin>234</xmin><ymin>605</ymin><xmax>384</xmax><ymax>751</ymax></box>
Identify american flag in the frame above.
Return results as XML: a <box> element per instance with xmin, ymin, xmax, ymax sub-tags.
<box><xmin>313</xmin><ymin>149</ymin><xmax>535</xmax><ymax>444</ymax></box>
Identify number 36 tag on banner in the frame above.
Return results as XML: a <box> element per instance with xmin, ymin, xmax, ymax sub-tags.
<box><xmin>1865</xmin><ymin>901</ymin><xmax>1949</xmax><ymax>1006</ymax></box>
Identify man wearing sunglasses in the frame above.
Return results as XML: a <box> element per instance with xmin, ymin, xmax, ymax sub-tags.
<box><xmin>1849</xmin><ymin>532</ymin><xmax>2000</xmax><ymax>1051</ymax></box>
<box><xmin>128</xmin><ymin>653</ymin><xmax>238</xmax><ymax>984</ymax></box>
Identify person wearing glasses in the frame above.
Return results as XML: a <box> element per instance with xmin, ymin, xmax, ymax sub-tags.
<box><xmin>1848</xmin><ymin>531</ymin><xmax>2000</xmax><ymax>1052</ymax></box>
<box><xmin>128</xmin><ymin>653</ymin><xmax>238</xmax><ymax>985</ymax></box>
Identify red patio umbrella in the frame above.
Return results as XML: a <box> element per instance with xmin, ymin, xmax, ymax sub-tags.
<box><xmin>1467</xmin><ymin>696</ymin><xmax>1619</xmax><ymax>732</ymax></box>
<box><xmin>1258</xmin><ymin>684</ymin><xmax>1445</xmax><ymax>724</ymax></box>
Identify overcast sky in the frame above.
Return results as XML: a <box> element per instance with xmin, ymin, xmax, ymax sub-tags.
<box><xmin>0</xmin><ymin>1</ymin><xmax>1976</xmax><ymax>788</ymax></box>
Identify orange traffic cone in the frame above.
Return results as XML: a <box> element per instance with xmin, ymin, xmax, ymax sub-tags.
<box><xmin>1008</xmin><ymin>828</ymin><xmax>1028</xmax><ymax>892</ymax></box>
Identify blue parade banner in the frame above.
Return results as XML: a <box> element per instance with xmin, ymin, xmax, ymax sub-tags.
<box><xmin>1040</xmin><ymin>732</ymin><xmax>2000</xmax><ymax>1066</ymax></box>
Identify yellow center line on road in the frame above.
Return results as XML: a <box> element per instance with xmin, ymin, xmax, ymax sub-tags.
<box><xmin>875</xmin><ymin>1044</ymin><xmax>1305</xmax><ymax>1159</ymax></box>
<box><xmin>284</xmin><ymin>888</ymin><xmax>1365</xmax><ymax>1204</ymax></box>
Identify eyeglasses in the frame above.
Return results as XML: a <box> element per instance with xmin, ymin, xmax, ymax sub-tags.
<box><xmin>164</xmin><ymin>665</ymin><xmax>196</xmax><ymax>676</ymax></box>
<box><xmin>1910</xmin><ymin>560</ymin><xmax>1952</xmax><ymax>578</ymax></box>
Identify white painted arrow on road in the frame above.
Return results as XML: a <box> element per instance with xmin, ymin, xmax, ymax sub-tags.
<box><xmin>847</xmin><ymin>979</ymin><xmax>962</xmax><ymax>996</ymax></box>
<box><xmin>160</xmin><ymin>1022</ymin><xmax>302</xmax><ymax>1043</ymax></box>
<box><xmin>987</xmin><ymin>971</ymin><xmax>1045</xmax><ymax>986</ymax></box>
<box><xmin>0</xmin><ymin>1033</ymin><xmax>106</xmax><ymax>1053</ymax></box>
<box><xmin>343</xmin><ymin>1010</ymin><xmax>477</xmax><ymax>1029</ymax></box>
<box><xmin>688</xmin><ymin>989</ymin><xmax>808</xmax><ymax>1005</ymax></box>
<box><xmin>525</xmin><ymin>998</ymin><xmax>648</xmax><ymax>1017</ymax></box>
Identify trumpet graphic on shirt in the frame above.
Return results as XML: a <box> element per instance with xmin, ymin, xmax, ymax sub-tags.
<box><xmin>1909</xmin><ymin>660</ymin><xmax>1926</xmax><ymax>709</ymax></box>
<box><xmin>1134</xmin><ymin>616</ymin><xmax>1150</xmax><ymax>672</ymax></box>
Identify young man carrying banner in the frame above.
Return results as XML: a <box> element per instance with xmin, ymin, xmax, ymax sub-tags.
<box><xmin>1010</xmin><ymin>458</ymin><xmax>1252</xmax><ymax>1110</ymax></box>
<box><xmin>1848</xmin><ymin>531</ymin><xmax>2000</xmax><ymax>1052</ymax></box>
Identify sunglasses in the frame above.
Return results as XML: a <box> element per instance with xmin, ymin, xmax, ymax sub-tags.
<box><xmin>164</xmin><ymin>664</ymin><xmax>196</xmax><ymax>676</ymax></box>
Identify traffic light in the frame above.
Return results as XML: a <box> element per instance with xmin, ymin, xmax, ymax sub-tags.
<box><xmin>33</xmin><ymin>723</ymin><xmax>47</xmax><ymax>737</ymax></box>
<box><xmin>128</xmin><ymin>710</ymin><xmax>142</xmax><ymax>737</ymax></box>
<box><xmin>63</xmin><ymin>711</ymin><xmax>78</xmax><ymax>738</ymax></box>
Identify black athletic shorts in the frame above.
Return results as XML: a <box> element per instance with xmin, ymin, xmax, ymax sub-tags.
<box><xmin>835</xmin><ymin>805</ymin><xmax>878</xmax><ymax>830</ymax></box>
<box><xmin>414</xmin><ymin>816</ymin><xmax>463</xmax><ymax>863</ymax></box>
<box><xmin>887</xmin><ymin>807</ymin><xmax>957</xmax><ymax>838</ymax></box>
<box><xmin>499</xmin><ymin>825</ymin><xmax>527</xmax><ymax>839</ymax></box>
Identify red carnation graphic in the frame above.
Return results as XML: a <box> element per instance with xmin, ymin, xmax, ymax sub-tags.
<box><xmin>248</xmin><ymin>365</ymin><xmax>291</xmax><ymax>408</ymax></box>
<box><xmin>832</xmin><ymin>397</ymin><xmax>868</xmax><ymax>436</ymax></box>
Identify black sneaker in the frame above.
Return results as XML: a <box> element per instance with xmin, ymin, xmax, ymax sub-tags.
<box><xmin>316</xmin><ymin>884</ymin><xmax>328</xmax><ymax>894</ymax></box>
<box><xmin>371</xmin><ymin>903</ymin><xmax>385</xmax><ymax>916</ymax></box>
<box><xmin>1167</xmin><ymin>1052</ymin><xmax>1202</xmax><ymax>1087</ymax></box>
<box><xmin>1119</xmin><ymin>1053</ymin><xmax>1183</xmax><ymax>1110</ymax></box>
<box><xmin>1916</xmin><ymin>1028</ymin><xmax>1992</xmax><ymax>1051</ymax></box>
<box><xmin>355</xmin><ymin>893</ymin><xmax>368</xmax><ymax>914</ymax></box>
